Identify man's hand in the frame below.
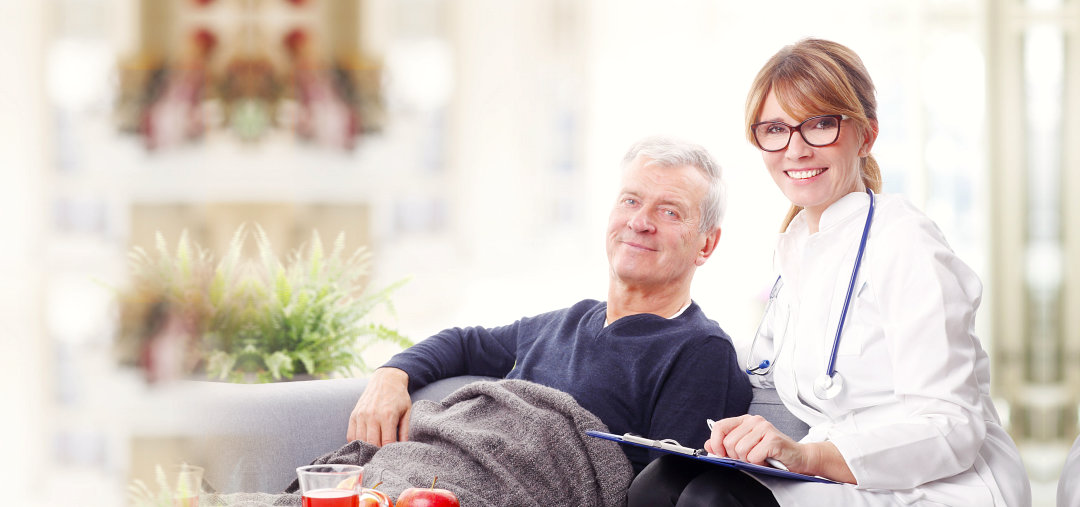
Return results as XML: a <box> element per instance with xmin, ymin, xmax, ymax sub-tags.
<box><xmin>704</xmin><ymin>414</ymin><xmax>856</xmax><ymax>484</ymax></box>
<box><xmin>346</xmin><ymin>367</ymin><xmax>412</xmax><ymax>446</ymax></box>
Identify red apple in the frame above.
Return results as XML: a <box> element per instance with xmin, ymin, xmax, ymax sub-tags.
<box><xmin>395</xmin><ymin>477</ymin><xmax>459</xmax><ymax>507</ymax></box>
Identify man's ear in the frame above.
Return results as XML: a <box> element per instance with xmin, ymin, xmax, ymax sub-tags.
<box><xmin>696</xmin><ymin>227</ymin><xmax>722</xmax><ymax>266</ymax></box>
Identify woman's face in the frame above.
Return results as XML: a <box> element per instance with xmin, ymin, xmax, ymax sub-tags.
<box><xmin>757</xmin><ymin>91</ymin><xmax>875</xmax><ymax>221</ymax></box>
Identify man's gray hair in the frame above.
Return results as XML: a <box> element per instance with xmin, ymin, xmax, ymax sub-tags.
<box><xmin>620</xmin><ymin>136</ymin><xmax>727</xmax><ymax>233</ymax></box>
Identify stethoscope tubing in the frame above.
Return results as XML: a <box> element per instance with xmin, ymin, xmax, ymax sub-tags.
<box><xmin>747</xmin><ymin>188</ymin><xmax>876</xmax><ymax>400</ymax></box>
<box><xmin>824</xmin><ymin>188</ymin><xmax>875</xmax><ymax>377</ymax></box>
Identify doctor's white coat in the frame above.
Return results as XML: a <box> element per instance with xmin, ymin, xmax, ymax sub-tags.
<box><xmin>742</xmin><ymin>192</ymin><xmax>1031</xmax><ymax>506</ymax></box>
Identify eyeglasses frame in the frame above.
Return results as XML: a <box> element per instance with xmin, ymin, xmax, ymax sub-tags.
<box><xmin>750</xmin><ymin>114</ymin><xmax>850</xmax><ymax>152</ymax></box>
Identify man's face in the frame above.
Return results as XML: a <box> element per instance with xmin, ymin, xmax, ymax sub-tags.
<box><xmin>606</xmin><ymin>157</ymin><xmax>713</xmax><ymax>290</ymax></box>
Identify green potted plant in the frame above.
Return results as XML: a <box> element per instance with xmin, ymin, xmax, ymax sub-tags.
<box><xmin>113</xmin><ymin>224</ymin><xmax>412</xmax><ymax>383</ymax></box>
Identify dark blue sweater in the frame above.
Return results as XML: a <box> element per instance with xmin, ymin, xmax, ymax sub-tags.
<box><xmin>384</xmin><ymin>299</ymin><xmax>752</xmax><ymax>472</ymax></box>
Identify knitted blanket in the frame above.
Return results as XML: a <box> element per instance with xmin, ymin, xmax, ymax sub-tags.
<box><xmin>284</xmin><ymin>378</ymin><xmax>634</xmax><ymax>507</ymax></box>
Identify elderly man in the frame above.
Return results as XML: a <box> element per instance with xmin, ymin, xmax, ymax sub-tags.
<box><xmin>346</xmin><ymin>136</ymin><xmax>750</xmax><ymax>476</ymax></box>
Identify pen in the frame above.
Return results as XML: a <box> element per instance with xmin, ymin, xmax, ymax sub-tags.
<box><xmin>706</xmin><ymin>419</ymin><xmax>789</xmax><ymax>471</ymax></box>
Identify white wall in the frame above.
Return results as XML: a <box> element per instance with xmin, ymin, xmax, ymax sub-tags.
<box><xmin>0</xmin><ymin>2</ymin><xmax>47</xmax><ymax>504</ymax></box>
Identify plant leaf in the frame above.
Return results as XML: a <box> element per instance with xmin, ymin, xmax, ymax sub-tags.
<box><xmin>264</xmin><ymin>350</ymin><xmax>294</xmax><ymax>381</ymax></box>
<box><xmin>296</xmin><ymin>350</ymin><xmax>315</xmax><ymax>376</ymax></box>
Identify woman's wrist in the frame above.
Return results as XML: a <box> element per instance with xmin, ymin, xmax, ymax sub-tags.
<box><xmin>806</xmin><ymin>441</ymin><xmax>857</xmax><ymax>484</ymax></box>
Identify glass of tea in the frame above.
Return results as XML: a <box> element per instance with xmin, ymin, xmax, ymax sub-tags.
<box><xmin>296</xmin><ymin>464</ymin><xmax>363</xmax><ymax>507</ymax></box>
<box><xmin>169</xmin><ymin>464</ymin><xmax>204</xmax><ymax>507</ymax></box>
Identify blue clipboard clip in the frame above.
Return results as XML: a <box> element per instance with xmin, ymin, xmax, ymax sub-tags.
<box><xmin>585</xmin><ymin>430</ymin><xmax>838</xmax><ymax>484</ymax></box>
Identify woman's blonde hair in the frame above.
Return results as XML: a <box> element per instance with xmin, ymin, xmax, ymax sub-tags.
<box><xmin>744</xmin><ymin>38</ymin><xmax>882</xmax><ymax>231</ymax></box>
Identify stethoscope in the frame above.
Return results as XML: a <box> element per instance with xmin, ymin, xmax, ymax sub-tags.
<box><xmin>745</xmin><ymin>188</ymin><xmax>875</xmax><ymax>401</ymax></box>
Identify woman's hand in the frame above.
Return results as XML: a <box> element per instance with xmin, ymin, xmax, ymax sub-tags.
<box><xmin>704</xmin><ymin>414</ymin><xmax>856</xmax><ymax>484</ymax></box>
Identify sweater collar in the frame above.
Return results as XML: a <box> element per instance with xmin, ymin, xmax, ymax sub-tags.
<box><xmin>603</xmin><ymin>300</ymin><xmax>696</xmax><ymax>327</ymax></box>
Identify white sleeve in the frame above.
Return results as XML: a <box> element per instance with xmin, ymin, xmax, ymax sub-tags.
<box><xmin>829</xmin><ymin>213</ymin><xmax>988</xmax><ymax>490</ymax></box>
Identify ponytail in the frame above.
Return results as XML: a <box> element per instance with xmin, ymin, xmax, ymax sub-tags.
<box><xmin>862</xmin><ymin>154</ymin><xmax>882</xmax><ymax>193</ymax></box>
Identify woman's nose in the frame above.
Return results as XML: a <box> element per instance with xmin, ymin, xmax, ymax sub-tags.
<box><xmin>785</xmin><ymin>130</ymin><xmax>814</xmax><ymax>159</ymax></box>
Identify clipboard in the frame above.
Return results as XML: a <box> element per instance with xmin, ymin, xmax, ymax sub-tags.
<box><xmin>586</xmin><ymin>430</ymin><xmax>838</xmax><ymax>484</ymax></box>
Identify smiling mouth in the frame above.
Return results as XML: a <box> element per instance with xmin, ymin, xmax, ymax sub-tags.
<box><xmin>786</xmin><ymin>168</ymin><xmax>826</xmax><ymax>180</ymax></box>
<box><xmin>622</xmin><ymin>241</ymin><xmax>656</xmax><ymax>252</ymax></box>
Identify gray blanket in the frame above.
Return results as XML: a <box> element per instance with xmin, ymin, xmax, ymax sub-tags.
<box><xmin>283</xmin><ymin>379</ymin><xmax>634</xmax><ymax>507</ymax></box>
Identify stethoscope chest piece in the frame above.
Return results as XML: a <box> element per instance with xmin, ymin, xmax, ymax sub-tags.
<box><xmin>813</xmin><ymin>372</ymin><xmax>844</xmax><ymax>400</ymax></box>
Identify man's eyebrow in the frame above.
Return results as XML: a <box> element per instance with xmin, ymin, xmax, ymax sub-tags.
<box><xmin>656</xmin><ymin>195</ymin><xmax>691</xmax><ymax>211</ymax></box>
<box><xmin>618</xmin><ymin>188</ymin><xmax>691</xmax><ymax>210</ymax></box>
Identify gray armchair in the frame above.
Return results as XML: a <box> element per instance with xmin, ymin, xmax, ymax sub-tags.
<box><xmin>186</xmin><ymin>377</ymin><xmax>807</xmax><ymax>494</ymax></box>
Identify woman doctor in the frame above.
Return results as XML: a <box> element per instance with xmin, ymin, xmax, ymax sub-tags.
<box><xmin>628</xmin><ymin>38</ymin><xmax>1031</xmax><ymax>506</ymax></box>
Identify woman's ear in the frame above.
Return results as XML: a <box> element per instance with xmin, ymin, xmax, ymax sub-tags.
<box><xmin>859</xmin><ymin>119</ymin><xmax>879</xmax><ymax>158</ymax></box>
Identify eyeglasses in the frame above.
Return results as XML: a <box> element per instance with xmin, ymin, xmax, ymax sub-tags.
<box><xmin>750</xmin><ymin>114</ymin><xmax>849</xmax><ymax>152</ymax></box>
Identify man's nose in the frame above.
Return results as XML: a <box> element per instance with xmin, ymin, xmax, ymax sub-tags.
<box><xmin>627</xmin><ymin>208</ymin><xmax>656</xmax><ymax>233</ymax></box>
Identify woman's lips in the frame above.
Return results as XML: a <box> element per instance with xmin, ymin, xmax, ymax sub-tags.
<box><xmin>786</xmin><ymin>167</ymin><xmax>826</xmax><ymax>180</ymax></box>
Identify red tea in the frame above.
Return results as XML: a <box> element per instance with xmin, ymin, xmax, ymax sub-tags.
<box><xmin>172</xmin><ymin>496</ymin><xmax>198</xmax><ymax>507</ymax></box>
<box><xmin>302</xmin><ymin>488</ymin><xmax>359</xmax><ymax>507</ymax></box>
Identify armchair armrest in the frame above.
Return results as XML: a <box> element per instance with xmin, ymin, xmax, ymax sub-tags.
<box><xmin>190</xmin><ymin>375</ymin><xmax>495</xmax><ymax>494</ymax></box>
<box><xmin>748</xmin><ymin>387</ymin><xmax>809</xmax><ymax>441</ymax></box>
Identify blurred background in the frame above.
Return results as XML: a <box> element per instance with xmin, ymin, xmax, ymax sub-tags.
<box><xmin>0</xmin><ymin>0</ymin><xmax>1076</xmax><ymax>505</ymax></box>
